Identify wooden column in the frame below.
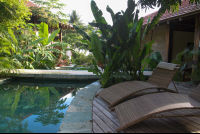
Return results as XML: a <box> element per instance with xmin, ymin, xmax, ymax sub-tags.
<box><xmin>168</xmin><ymin>24</ymin><xmax>174</xmax><ymax>63</ymax></box>
<box><xmin>33</xmin><ymin>16</ymin><xmax>37</xmax><ymax>34</ymax></box>
<box><xmin>165</xmin><ymin>24</ymin><xmax>170</xmax><ymax>62</ymax></box>
<box><xmin>59</xmin><ymin>27</ymin><xmax>62</xmax><ymax>43</ymax></box>
<box><xmin>193</xmin><ymin>14</ymin><xmax>200</xmax><ymax>74</ymax></box>
<box><xmin>58</xmin><ymin>24</ymin><xmax>63</xmax><ymax>60</ymax></box>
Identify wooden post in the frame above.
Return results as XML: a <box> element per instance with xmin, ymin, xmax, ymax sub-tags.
<box><xmin>168</xmin><ymin>24</ymin><xmax>174</xmax><ymax>63</ymax></box>
<box><xmin>33</xmin><ymin>16</ymin><xmax>37</xmax><ymax>34</ymax></box>
<box><xmin>165</xmin><ymin>24</ymin><xmax>170</xmax><ymax>62</ymax></box>
<box><xmin>58</xmin><ymin>24</ymin><xmax>63</xmax><ymax>60</ymax></box>
<box><xmin>193</xmin><ymin>14</ymin><xmax>200</xmax><ymax>74</ymax></box>
<box><xmin>59</xmin><ymin>25</ymin><xmax>62</xmax><ymax>43</ymax></box>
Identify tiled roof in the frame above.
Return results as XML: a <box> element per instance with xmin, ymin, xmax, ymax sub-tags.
<box><xmin>25</xmin><ymin>1</ymin><xmax>39</xmax><ymax>8</ymax></box>
<box><xmin>143</xmin><ymin>0</ymin><xmax>200</xmax><ymax>25</ymax></box>
<box><xmin>25</xmin><ymin>1</ymin><xmax>74</xmax><ymax>29</ymax></box>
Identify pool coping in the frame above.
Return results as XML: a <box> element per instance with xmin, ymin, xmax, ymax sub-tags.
<box><xmin>58</xmin><ymin>80</ymin><xmax>102</xmax><ymax>133</ymax></box>
<box><xmin>10</xmin><ymin>69</ymin><xmax>99</xmax><ymax>80</ymax></box>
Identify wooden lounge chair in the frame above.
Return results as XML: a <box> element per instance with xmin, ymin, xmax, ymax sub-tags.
<box><xmin>113</xmin><ymin>84</ymin><xmax>200</xmax><ymax>133</ymax></box>
<box><xmin>95</xmin><ymin>62</ymin><xmax>180</xmax><ymax>108</ymax></box>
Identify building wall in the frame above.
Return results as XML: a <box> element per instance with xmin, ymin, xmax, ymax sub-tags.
<box><xmin>172</xmin><ymin>31</ymin><xmax>194</xmax><ymax>60</ymax></box>
<box><xmin>143</xmin><ymin>26</ymin><xmax>195</xmax><ymax>63</ymax></box>
<box><xmin>151</xmin><ymin>25</ymin><xmax>167</xmax><ymax>61</ymax></box>
<box><xmin>142</xmin><ymin>25</ymin><xmax>167</xmax><ymax>61</ymax></box>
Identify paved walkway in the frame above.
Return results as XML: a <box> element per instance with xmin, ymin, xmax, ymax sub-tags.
<box><xmin>10</xmin><ymin>69</ymin><xmax>99</xmax><ymax>80</ymax></box>
<box><xmin>9</xmin><ymin>69</ymin><xmax>153</xmax><ymax>80</ymax></box>
<box><xmin>15</xmin><ymin>69</ymin><xmax>95</xmax><ymax>74</ymax></box>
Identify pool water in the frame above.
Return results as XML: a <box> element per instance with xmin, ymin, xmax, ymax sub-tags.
<box><xmin>0</xmin><ymin>78</ymin><xmax>96</xmax><ymax>133</ymax></box>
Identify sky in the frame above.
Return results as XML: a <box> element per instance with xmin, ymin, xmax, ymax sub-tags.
<box><xmin>55</xmin><ymin>0</ymin><xmax>160</xmax><ymax>25</ymax></box>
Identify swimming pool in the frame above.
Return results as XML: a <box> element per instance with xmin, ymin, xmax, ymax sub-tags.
<box><xmin>0</xmin><ymin>78</ymin><xmax>96</xmax><ymax>133</ymax></box>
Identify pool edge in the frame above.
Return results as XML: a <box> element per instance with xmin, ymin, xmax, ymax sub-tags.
<box><xmin>58</xmin><ymin>80</ymin><xmax>101</xmax><ymax>133</ymax></box>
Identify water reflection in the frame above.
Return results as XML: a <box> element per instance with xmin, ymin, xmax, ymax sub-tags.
<box><xmin>0</xmin><ymin>84</ymin><xmax>81</xmax><ymax>133</ymax></box>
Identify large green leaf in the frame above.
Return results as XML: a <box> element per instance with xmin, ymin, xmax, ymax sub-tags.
<box><xmin>150</xmin><ymin>52</ymin><xmax>163</xmax><ymax>62</ymax></box>
<box><xmin>39</xmin><ymin>22</ymin><xmax>49</xmax><ymax>46</ymax></box>
<box><xmin>139</xmin><ymin>45</ymin><xmax>147</xmax><ymax>63</ymax></box>
<box><xmin>24</xmin><ymin>37</ymin><xmax>47</xmax><ymax>49</ymax></box>
<box><xmin>91</xmin><ymin>33</ymin><xmax>104</xmax><ymax>63</ymax></box>
<box><xmin>116</xmin><ymin>15</ymin><xmax>129</xmax><ymax>43</ymax></box>
<box><xmin>148</xmin><ymin>51</ymin><xmax>163</xmax><ymax>70</ymax></box>
<box><xmin>106</xmin><ymin>5</ymin><xmax>115</xmax><ymax>24</ymax></box>
<box><xmin>46</xmin><ymin>29</ymin><xmax>60</xmax><ymax>46</ymax></box>
<box><xmin>91</xmin><ymin>0</ymin><xmax>109</xmax><ymax>36</ymax></box>
<box><xmin>89</xmin><ymin>23</ymin><xmax>113</xmax><ymax>32</ymax></box>
<box><xmin>124</xmin><ymin>0</ymin><xmax>136</xmax><ymax>23</ymax></box>
<box><xmin>73</xmin><ymin>25</ymin><xmax>91</xmax><ymax>41</ymax></box>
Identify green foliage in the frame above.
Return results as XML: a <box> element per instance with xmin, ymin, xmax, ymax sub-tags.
<box><xmin>0</xmin><ymin>0</ymin><xmax>31</xmax><ymax>29</ymax></box>
<box><xmin>75</xmin><ymin>0</ymin><xmax>162</xmax><ymax>87</ymax></box>
<box><xmin>71</xmin><ymin>51</ymin><xmax>95</xmax><ymax>66</ymax></box>
<box><xmin>15</xmin><ymin>23</ymin><xmax>39</xmax><ymax>48</ymax></box>
<box><xmin>138</xmin><ymin>0</ymin><xmax>200</xmax><ymax>13</ymax></box>
<box><xmin>148</xmin><ymin>51</ymin><xmax>163</xmax><ymax>70</ymax></box>
<box><xmin>0</xmin><ymin>0</ymin><xmax>31</xmax><ymax>77</ymax></box>
<box><xmin>30</xmin><ymin>0</ymin><xmax>68</xmax><ymax>28</ymax></box>
<box><xmin>63</xmin><ymin>29</ymin><xmax>90</xmax><ymax>51</ymax></box>
<box><xmin>172</xmin><ymin>48</ymin><xmax>200</xmax><ymax>85</ymax></box>
<box><xmin>24</xmin><ymin>22</ymin><xmax>67</xmax><ymax>69</ymax></box>
<box><xmin>69</xmin><ymin>10</ymin><xmax>83</xmax><ymax>26</ymax></box>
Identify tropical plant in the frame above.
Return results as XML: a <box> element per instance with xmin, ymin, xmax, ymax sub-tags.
<box><xmin>24</xmin><ymin>22</ymin><xmax>69</xmax><ymax>69</ymax></box>
<box><xmin>0</xmin><ymin>0</ymin><xmax>31</xmax><ymax>77</ymax></box>
<box><xmin>173</xmin><ymin>48</ymin><xmax>200</xmax><ymax>85</ymax></box>
<box><xmin>68</xmin><ymin>10</ymin><xmax>83</xmax><ymax>26</ymax></box>
<box><xmin>71</xmin><ymin>51</ymin><xmax>95</xmax><ymax>66</ymax></box>
<box><xmin>0</xmin><ymin>28</ymin><xmax>24</xmax><ymax>78</ymax></box>
<box><xmin>0</xmin><ymin>0</ymin><xmax>31</xmax><ymax>29</ymax></box>
<box><xmin>148</xmin><ymin>51</ymin><xmax>163</xmax><ymax>70</ymax></box>
<box><xmin>30</xmin><ymin>0</ymin><xmax>68</xmax><ymax>28</ymax></box>
<box><xmin>62</xmin><ymin>30</ymin><xmax>89</xmax><ymax>51</ymax></box>
<box><xmin>138</xmin><ymin>0</ymin><xmax>200</xmax><ymax>13</ymax></box>
<box><xmin>15</xmin><ymin>23</ymin><xmax>39</xmax><ymax>48</ymax></box>
<box><xmin>74</xmin><ymin>0</ymin><xmax>164</xmax><ymax>87</ymax></box>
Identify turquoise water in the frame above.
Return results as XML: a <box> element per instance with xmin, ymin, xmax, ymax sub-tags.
<box><xmin>0</xmin><ymin>78</ymin><xmax>96</xmax><ymax>133</ymax></box>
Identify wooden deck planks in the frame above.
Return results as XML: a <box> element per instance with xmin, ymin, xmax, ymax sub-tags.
<box><xmin>93</xmin><ymin>112</ymin><xmax>114</xmax><ymax>133</ymax></box>
<box><xmin>93</xmin><ymin>82</ymin><xmax>199</xmax><ymax>133</ymax></box>
<box><xmin>93</xmin><ymin>106</ymin><xmax>118</xmax><ymax>133</ymax></box>
<box><xmin>93</xmin><ymin>121</ymin><xmax>104</xmax><ymax>133</ymax></box>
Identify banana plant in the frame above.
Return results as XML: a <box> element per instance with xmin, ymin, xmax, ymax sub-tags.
<box><xmin>24</xmin><ymin>22</ymin><xmax>69</xmax><ymax>69</ymax></box>
<box><xmin>73</xmin><ymin>0</ymin><xmax>163</xmax><ymax>87</ymax></box>
<box><xmin>148</xmin><ymin>51</ymin><xmax>163</xmax><ymax>70</ymax></box>
<box><xmin>173</xmin><ymin>48</ymin><xmax>200</xmax><ymax>85</ymax></box>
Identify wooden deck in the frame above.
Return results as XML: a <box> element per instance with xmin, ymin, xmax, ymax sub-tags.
<box><xmin>92</xmin><ymin>82</ymin><xmax>200</xmax><ymax>133</ymax></box>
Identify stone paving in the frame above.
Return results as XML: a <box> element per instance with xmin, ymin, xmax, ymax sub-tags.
<box><xmin>58</xmin><ymin>81</ymin><xmax>102</xmax><ymax>133</ymax></box>
<box><xmin>10</xmin><ymin>69</ymin><xmax>99</xmax><ymax>80</ymax></box>
<box><xmin>9</xmin><ymin>69</ymin><xmax>152</xmax><ymax>80</ymax></box>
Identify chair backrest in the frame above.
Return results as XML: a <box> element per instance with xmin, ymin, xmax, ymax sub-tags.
<box><xmin>189</xmin><ymin>84</ymin><xmax>200</xmax><ymax>102</ymax></box>
<box><xmin>147</xmin><ymin>65</ymin><xmax>179</xmax><ymax>88</ymax></box>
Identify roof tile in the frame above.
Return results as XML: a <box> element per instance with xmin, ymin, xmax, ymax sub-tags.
<box><xmin>142</xmin><ymin>0</ymin><xmax>200</xmax><ymax>25</ymax></box>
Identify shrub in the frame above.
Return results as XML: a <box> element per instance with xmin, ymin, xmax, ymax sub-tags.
<box><xmin>71</xmin><ymin>51</ymin><xmax>94</xmax><ymax>65</ymax></box>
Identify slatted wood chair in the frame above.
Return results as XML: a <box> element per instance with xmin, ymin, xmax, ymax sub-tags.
<box><xmin>113</xmin><ymin>84</ymin><xmax>200</xmax><ymax>133</ymax></box>
<box><xmin>95</xmin><ymin>62</ymin><xmax>180</xmax><ymax>108</ymax></box>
